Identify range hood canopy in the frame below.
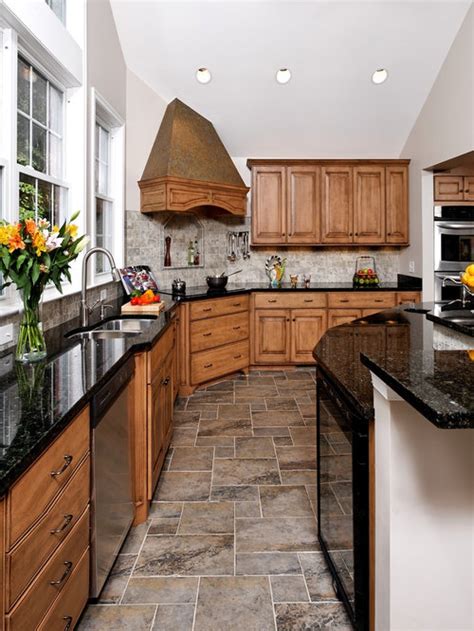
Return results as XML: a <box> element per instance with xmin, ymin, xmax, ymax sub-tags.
<box><xmin>138</xmin><ymin>98</ymin><xmax>249</xmax><ymax>215</ymax></box>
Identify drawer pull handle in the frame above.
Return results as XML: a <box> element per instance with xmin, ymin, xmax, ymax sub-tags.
<box><xmin>203</xmin><ymin>308</ymin><xmax>212</xmax><ymax>312</ymax></box>
<box><xmin>374</xmin><ymin>299</ymin><xmax>384</xmax><ymax>303</ymax></box>
<box><xmin>51</xmin><ymin>455</ymin><xmax>73</xmax><ymax>478</ymax></box>
<box><xmin>232</xmin><ymin>303</ymin><xmax>241</xmax><ymax>307</ymax></box>
<box><xmin>339</xmin><ymin>299</ymin><xmax>349</xmax><ymax>303</ymax></box>
<box><xmin>304</xmin><ymin>299</ymin><xmax>313</xmax><ymax>303</ymax></box>
<box><xmin>50</xmin><ymin>560</ymin><xmax>73</xmax><ymax>586</ymax></box>
<box><xmin>162</xmin><ymin>377</ymin><xmax>170</xmax><ymax>386</ymax></box>
<box><xmin>51</xmin><ymin>514</ymin><xmax>73</xmax><ymax>535</ymax></box>
<box><xmin>268</xmin><ymin>299</ymin><xmax>277</xmax><ymax>303</ymax></box>
<box><xmin>234</xmin><ymin>354</ymin><xmax>242</xmax><ymax>359</ymax></box>
<box><xmin>233</xmin><ymin>326</ymin><xmax>241</xmax><ymax>330</ymax></box>
<box><xmin>203</xmin><ymin>332</ymin><xmax>212</xmax><ymax>337</ymax></box>
<box><xmin>204</xmin><ymin>363</ymin><xmax>213</xmax><ymax>368</ymax></box>
<box><xmin>63</xmin><ymin>616</ymin><xmax>73</xmax><ymax>631</ymax></box>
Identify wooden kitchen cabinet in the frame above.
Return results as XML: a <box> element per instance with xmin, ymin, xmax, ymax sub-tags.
<box><xmin>254</xmin><ymin>309</ymin><xmax>291</xmax><ymax>364</ymax></box>
<box><xmin>386</xmin><ymin>165</ymin><xmax>409</xmax><ymax>244</ymax></box>
<box><xmin>321</xmin><ymin>165</ymin><xmax>353</xmax><ymax>243</ymax></box>
<box><xmin>353</xmin><ymin>166</ymin><xmax>385</xmax><ymax>244</ymax></box>
<box><xmin>434</xmin><ymin>175</ymin><xmax>474</xmax><ymax>201</ymax></box>
<box><xmin>290</xmin><ymin>309</ymin><xmax>327</xmax><ymax>363</ymax></box>
<box><xmin>396</xmin><ymin>291</ymin><xmax>421</xmax><ymax>305</ymax></box>
<box><xmin>251</xmin><ymin>165</ymin><xmax>286</xmax><ymax>243</ymax></box>
<box><xmin>287</xmin><ymin>165</ymin><xmax>320</xmax><ymax>243</ymax></box>
<box><xmin>328</xmin><ymin>309</ymin><xmax>362</xmax><ymax>328</ymax></box>
<box><xmin>248</xmin><ymin>159</ymin><xmax>409</xmax><ymax>246</ymax></box>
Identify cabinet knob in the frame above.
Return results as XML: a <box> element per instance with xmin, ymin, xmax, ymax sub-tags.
<box><xmin>233</xmin><ymin>326</ymin><xmax>241</xmax><ymax>330</ymax></box>
<box><xmin>203</xmin><ymin>307</ymin><xmax>212</xmax><ymax>312</ymax></box>
<box><xmin>204</xmin><ymin>363</ymin><xmax>213</xmax><ymax>368</ymax></box>
<box><xmin>234</xmin><ymin>354</ymin><xmax>242</xmax><ymax>359</ymax></box>
<box><xmin>203</xmin><ymin>332</ymin><xmax>212</xmax><ymax>337</ymax></box>
<box><xmin>355</xmin><ymin>232</ymin><xmax>359</xmax><ymax>236</ymax></box>
<box><xmin>292</xmin><ymin>318</ymin><xmax>296</xmax><ymax>322</ymax></box>
<box><xmin>286</xmin><ymin>318</ymin><xmax>290</xmax><ymax>322</ymax></box>
<box><xmin>349</xmin><ymin>232</ymin><xmax>353</xmax><ymax>236</ymax></box>
<box><xmin>268</xmin><ymin>299</ymin><xmax>277</xmax><ymax>303</ymax></box>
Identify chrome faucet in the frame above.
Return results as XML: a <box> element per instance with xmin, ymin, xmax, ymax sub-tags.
<box><xmin>80</xmin><ymin>247</ymin><xmax>121</xmax><ymax>327</ymax></box>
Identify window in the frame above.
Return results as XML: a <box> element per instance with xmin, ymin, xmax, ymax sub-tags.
<box><xmin>45</xmin><ymin>0</ymin><xmax>66</xmax><ymax>24</ymax></box>
<box><xmin>17</xmin><ymin>56</ymin><xmax>67</xmax><ymax>225</ymax></box>
<box><xmin>94</xmin><ymin>123</ymin><xmax>113</xmax><ymax>274</ymax></box>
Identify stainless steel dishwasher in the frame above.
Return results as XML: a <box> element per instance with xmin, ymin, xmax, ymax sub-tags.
<box><xmin>90</xmin><ymin>357</ymin><xmax>135</xmax><ymax>598</ymax></box>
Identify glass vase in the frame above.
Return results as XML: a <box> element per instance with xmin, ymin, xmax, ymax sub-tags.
<box><xmin>16</xmin><ymin>297</ymin><xmax>46</xmax><ymax>363</ymax></box>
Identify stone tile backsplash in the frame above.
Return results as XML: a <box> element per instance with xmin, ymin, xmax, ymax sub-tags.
<box><xmin>126</xmin><ymin>210</ymin><xmax>400</xmax><ymax>287</ymax></box>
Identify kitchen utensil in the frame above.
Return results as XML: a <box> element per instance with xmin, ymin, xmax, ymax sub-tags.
<box><xmin>172</xmin><ymin>278</ymin><xmax>186</xmax><ymax>294</ymax></box>
<box><xmin>227</xmin><ymin>269</ymin><xmax>242</xmax><ymax>278</ymax></box>
<box><xmin>206</xmin><ymin>275</ymin><xmax>229</xmax><ymax>290</ymax></box>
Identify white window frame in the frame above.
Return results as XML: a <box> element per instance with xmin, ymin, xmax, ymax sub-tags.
<box><xmin>89</xmin><ymin>88</ymin><xmax>125</xmax><ymax>287</ymax></box>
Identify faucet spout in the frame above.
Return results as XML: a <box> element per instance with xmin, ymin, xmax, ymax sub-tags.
<box><xmin>80</xmin><ymin>247</ymin><xmax>120</xmax><ymax>327</ymax></box>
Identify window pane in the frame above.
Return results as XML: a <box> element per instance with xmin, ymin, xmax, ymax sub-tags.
<box><xmin>95</xmin><ymin>124</ymin><xmax>100</xmax><ymax>160</ymax></box>
<box><xmin>17</xmin><ymin>114</ymin><xmax>30</xmax><ymax>166</ymax></box>
<box><xmin>37</xmin><ymin>178</ymin><xmax>52</xmax><ymax>221</ymax></box>
<box><xmin>49</xmin><ymin>85</ymin><xmax>62</xmax><ymax>134</ymax></box>
<box><xmin>19</xmin><ymin>173</ymin><xmax>37</xmax><ymax>216</ymax></box>
<box><xmin>95</xmin><ymin>198</ymin><xmax>112</xmax><ymax>274</ymax></box>
<box><xmin>98</xmin><ymin>162</ymin><xmax>108</xmax><ymax>196</ymax></box>
<box><xmin>49</xmin><ymin>133</ymin><xmax>61</xmax><ymax>178</ymax></box>
<box><xmin>17</xmin><ymin>59</ymin><xmax>30</xmax><ymax>115</ymax></box>
<box><xmin>46</xmin><ymin>0</ymin><xmax>65</xmax><ymax>23</ymax></box>
<box><xmin>53</xmin><ymin>184</ymin><xmax>65</xmax><ymax>226</ymax></box>
<box><xmin>32</xmin><ymin>123</ymin><xmax>47</xmax><ymax>172</ymax></box>
<box><xmin>100</xmin><ymin>126</ymin><xmax>109</xmax><ymax>164</ymax></box>
<box><xmin>32</xmin><ymin>71</ymin><xmax>47</xmax><ymax>125</ymax></box>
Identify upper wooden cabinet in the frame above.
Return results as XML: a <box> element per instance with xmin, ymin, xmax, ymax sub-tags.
<box><xmin>386</xmin><ymin>165</ymin><xmax>409</xmax><ymax>244</ymax></box>
<box><xmin>434</xmin><ymin>175</ymin><xmax>474</xmax><ymax>202</ymax></box>
<box><xmin>353</xmin><ymin>166</ymin><xmax>385</xmax><ymax>244</ymax></box>
<box><xmin>321</xmin><ymin>166</ymin><xmax>353</xmax><ymax>243</ymax></box>
<box><xmin>248</xmin><ymin>159</ymin><xmax>409</xmax><ymax>246</ymax></box>
<box><xmin>251</xmin><ymin>166</ymin><xmax>286</xmax><ymax>244</ymax></box>
<box><xmin>252</xmin><ymin>165</ymin><xmax>320</xmax><ymax>244</ymax></box>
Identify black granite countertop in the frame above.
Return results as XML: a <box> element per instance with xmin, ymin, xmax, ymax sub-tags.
<box><xmin>314</xmin><ymin>303</ymin><xmax>474</xmax><ymax>429</ymax></box>
<box><xmin>160</xmin><ymin>274</ymin><xmax>421</xmax><ymax>301</ymax></box>
<box><xmin>0</xmin><ymin>301</ymin><xmax>178</xmax><ymax>497</ymax></box>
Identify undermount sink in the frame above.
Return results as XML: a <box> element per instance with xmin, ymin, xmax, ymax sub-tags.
<box><xmin>65</xmin><ymin>315</ymin><xmax>157</xmax><ymax>341</ymax></box>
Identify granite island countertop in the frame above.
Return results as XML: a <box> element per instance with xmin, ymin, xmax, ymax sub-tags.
<box><xmin>0</xmin><ymin>301</ymin><xmax>178</xmax><ymax>497</ymax></box>
<box><xmin>314</xmin><ymin>303</ymin><xmax>474</xmax><ymax>429</ymax></box>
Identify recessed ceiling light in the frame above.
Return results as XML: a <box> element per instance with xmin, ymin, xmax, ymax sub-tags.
<box><xmin>372</xmin><ymin>68</ymin><xmax>388</xmax><ymax>84</ymax></box>
<box><xmin>276</xmin><ymin>68</ymin><xmax>292</xmax><ymax>85</ymax></box>
<box><xmin>196</xmin><ymin>67</ymin><xmax>212</xmax><ymax>84</ymax></box>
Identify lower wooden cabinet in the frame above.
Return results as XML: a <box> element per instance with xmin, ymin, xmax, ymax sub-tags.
<box><xmin>327</xmin><ymin>309</ymin><xmax>362</xmax><ymax>328</ymax></box>
<box><xmin>291</xmin><ymin>309</ymin><xmax>327</xmax><ymax>363</ymax></box>
<box><xmin>254</xmin><ymin>309</ymin><xmax>291</xmax><ymax>364</ymax></box>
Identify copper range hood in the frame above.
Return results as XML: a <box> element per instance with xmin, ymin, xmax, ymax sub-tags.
<box><xmin>138</xmin><ymin>99</ymin><xmax>249</xmax><ymax>216</ymax></box>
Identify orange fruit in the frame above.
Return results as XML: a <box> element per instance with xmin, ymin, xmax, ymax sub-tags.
<box><xmin>466</xmin><ymin>264</ymin><xmax>474</xmax><ymax>276</ymax></box>
<box><xmin>468</xmin><ymin>350</ymin><xmax>474</xmax><ymax>362</ymax></box>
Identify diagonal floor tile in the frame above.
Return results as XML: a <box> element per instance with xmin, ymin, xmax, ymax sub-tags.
<box><xmin>134</xmin><ymin>535</ymin><xmax>234</xmax><ymax>576</ymax></box>
<box><xmin>194</xmin><ymin>576</ymin><xmax>275</xmax><ymax>631</ymax></box>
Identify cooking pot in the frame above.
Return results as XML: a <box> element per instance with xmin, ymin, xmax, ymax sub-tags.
<box><xmin>172</xmin><ymin>278</ymin><xmax>186</xmax><ymax>294</ymax></box>
<box><xmin>206</xmin><ymin>269</ymin><xmax>242</xmax><ymax>290</ymax></box>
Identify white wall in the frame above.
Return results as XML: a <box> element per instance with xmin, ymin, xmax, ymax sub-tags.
<box><xmin>125</xmin><ymin>69</ymin><xmax>167</xmax><ymax>211</ymax></box>
<box><xmin>400</xmin><ymin>6</ymin><xmax>474</xmax><ymax>299</ymax></box>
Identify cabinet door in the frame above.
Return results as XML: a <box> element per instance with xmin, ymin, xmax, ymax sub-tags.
<box><xmin>385</xmin><ymin>325</ymin><xmax>410</xmax><ymax>353</ymax></box>
<box><xmin>290</xmin><ymin>309</ymin><xmax>327</xmax><ymax>363</ymax></box>
<box><xmin>434</xmin><ymin>175</ymin><xmax>464</xmax><ymax>202</ymax></box>
<box><xmin>162</xmin><ymin>352</ymin><xmax>174</xmax><ymax>440</ymax></box>
<box><xmin>254</xmin><ymin>309</ymin><xmax>290</xmax><ymax>364</ymax></box>
<box><xmin>251</xmin><ymin>166</ymin><xmax>286</xmax><ymax>244</ymax></box>
<box><xmin>321</xmin><ymin>166</ymin><xmax>353</xmax><ymax>243</ymax></box>
<box><xmin>463</xmin><ymin>176</ymin><xmax>474</xmax><ymax>200</ymax></box>
<box><xmin>386</xmin><ymin>165</ymin><xmax>409</xmax><ymax>244</ymax></box>
<box><xmin>171</xmin><ymin>320</ymin><xmax>179</xmax><ymax>400</ymax></box>
<box><xmin>148</xmin><ymin>366</ymin><xmax>166</xmax><ymax>493</ymax></box>
<box><xmin>328</xmin><ymin>309</ymin><xmax>362</xmax><ymax>328</ymax></box>
<box><xmin>353</xmin><ymin>166</ymin><xmax>385</xmax><ymax>244</ymax></box>
<box><xmin>287</xmin><ymin>166</ymin><xmax>320</xmax><ymax>243</ymax></box>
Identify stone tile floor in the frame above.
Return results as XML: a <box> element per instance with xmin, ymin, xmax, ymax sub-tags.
<box><xmin>79</xmin><ymin>369</ymin><xmax>351</xmax><ymax>630</ymax></box>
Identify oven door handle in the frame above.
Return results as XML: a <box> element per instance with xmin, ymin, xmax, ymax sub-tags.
<box><xmin>435</xmin><ymin>222</ymin><xmax>474</xmax><ymax>230</ymax></box>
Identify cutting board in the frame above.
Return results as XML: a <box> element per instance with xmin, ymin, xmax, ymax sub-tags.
<box><xmin>121</xmin><ymin>300</ymin><xmax>166</xmax><ymax>315</ymax></box>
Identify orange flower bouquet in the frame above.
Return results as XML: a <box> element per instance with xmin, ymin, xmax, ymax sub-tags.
<box><xmin>0</xmin><ymin>210</ymin><xmax>87</xmax><ymax>362</ymax></box>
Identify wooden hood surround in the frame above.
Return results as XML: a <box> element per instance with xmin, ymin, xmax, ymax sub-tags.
<box><xmin>138</xmin><ymin>99</ymin><xmax>249</xmax><ymax>216</ymax></box>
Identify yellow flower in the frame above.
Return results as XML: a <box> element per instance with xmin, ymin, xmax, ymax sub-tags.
<box><xmin>66</xmin><ymin>223</ymin><xmax>78</xmax><ymax>238</ymax></box>
<box><xmin>52</xmin><ymin>225</ymin><xmax>59</xmax><ymax>233</ymax></box>
<box><xmin>0</xmin><ymin>225</ymin><xmax>15</xmax><ymax>246</ymax></box>
<box><xmin>32</xmin><ymin>231</ymin><xmax>47</xmax><ymax>256</ymax></box>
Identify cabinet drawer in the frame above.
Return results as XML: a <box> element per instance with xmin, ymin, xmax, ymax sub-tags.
<box><xmin>191</xmin><ymin>340</ymin><xmax>249</xmax><ymax>384</ymax></box>
<box><xmin>7</xmin><ymin>456</ymin><xmax>90</xmax><ymax>609</ymax></box>
<box><xmin>396</xmin><ymin>291</ymin><xmax>420</xmax><ymax>305</ymax></box>
<box><xmin>327</xmin><ymin>292</ymin><xmax>396</xmax><ymax>309</ymax></box>
<box><xmin>6</xmin><ymin>507</ymin><xmax>89</xmax><ymax>631</ymax></box>
<box><xmin>189</xmin><ymin>295</ymin><xmax>249</xmax><ymax>321</ymax></box>
<box><xmin>37</xmin><ymin>548</ymin><xmax>89</xmax><ymax>631</ymax></box>
<box><xmin>148</xmin><ymin>322</ymin><xmax>175</xmax><ymax>384</ymax></box>
<box><xmin>254</xmin><ymin>292</ymin><xmax>327</xmax><ymax>309</ymax></box>
<box><xmin>8</xmin><ymin>407</ymin><xmax>89</xmax><ymax>548</ymax></box>
<box><xmin>328</xmin><ymin>309</ymin><xmax>362</xmax><ymax>328</ymax></box>
<box><xmin>191</xmin><ymin>311</ymin><xmax>249</xmax><ymax>353</ymax></box>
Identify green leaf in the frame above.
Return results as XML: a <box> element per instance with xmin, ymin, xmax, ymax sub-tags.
<box><xmin>69</xmin><ymin>210</ymin><xmax>80</xmax><ymax>223</ymax></box>
<box><xmin>31</xmin><ymin>261</ymin><xmax>40</xmax><ymax>285</ymax></box>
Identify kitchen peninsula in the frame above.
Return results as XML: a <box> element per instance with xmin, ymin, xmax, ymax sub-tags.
<box><xmin>314</xmin><ymin>304</ymin><xmax>474</xmax><ymax>631</ymax></box>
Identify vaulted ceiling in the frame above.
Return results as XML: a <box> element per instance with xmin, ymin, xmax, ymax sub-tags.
<box><xmin>111</xmin><ymin>0</ymin><xmax>471</xmax><ymax>158</ymax></box>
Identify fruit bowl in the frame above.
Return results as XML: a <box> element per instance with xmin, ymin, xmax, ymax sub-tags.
<box><xmin>352</xmin><ymin>256</ymin><xmax>380</xmax><ymax>288</ymax></box>
<box><xmin>461</xmin><ymin>264</ymin><xmax>474</xmax><ymax>293</ymax></box>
